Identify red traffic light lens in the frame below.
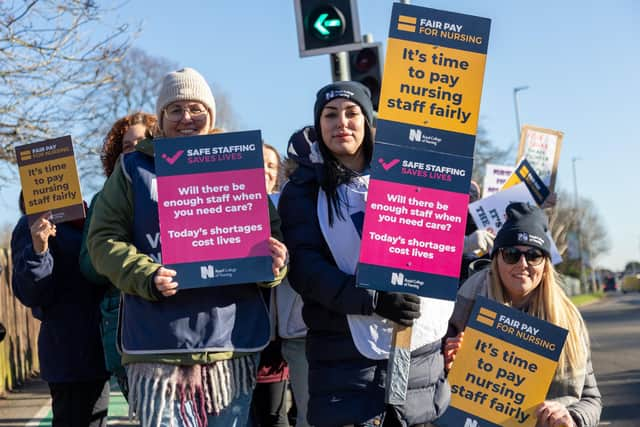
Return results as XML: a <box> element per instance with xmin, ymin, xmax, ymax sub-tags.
<box><xmin>353</xmin><ymin>48</ymin><xmax>377</xmax><ymax>72</ymax></box>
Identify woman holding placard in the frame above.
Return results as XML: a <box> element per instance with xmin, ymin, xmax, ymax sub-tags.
<box><xmin>278</xmin><ymin>81</ymin><xmax>451</xmax><ymax>426</ymax></box>
<box><xmin>87</xmin><ymin>68</ymin><xmax>288</xmax><ymax>427</ymax></box>
<box><xmin>444</xmin><ymin>202</ymin><xmax>601</xmax><ymax>427</ymax></box>
<box><xmin>12</xmin><ymin>193</ymin><xmax>110</xmax><ymax>426</ymax></box>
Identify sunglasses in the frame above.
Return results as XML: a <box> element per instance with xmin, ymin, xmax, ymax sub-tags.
<box><xmin>500</xmin><ymin>247</ymin><xmax>545</xmax><ymax>266</ymax></box>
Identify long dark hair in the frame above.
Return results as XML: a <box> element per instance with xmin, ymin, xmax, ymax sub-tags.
<box><xmin>317</xmin><ymin>118</ymin><xmax>374</xmax><ymax>225</ymax></box>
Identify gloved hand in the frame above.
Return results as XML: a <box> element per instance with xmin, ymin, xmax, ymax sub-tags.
<box><xmin>374</xmin><ymin>292</ymin><xmax>421</xmax><ymax>326</ymax></box>
<box><xmin>463</xmin><ymin>229</ymin><xmax>495</xmax><ymax>255</ymax></box>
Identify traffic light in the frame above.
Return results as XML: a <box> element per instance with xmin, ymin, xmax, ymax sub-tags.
<box><xmin>294</xmin><ymin>0</ymin><xmax>362</xmax><ymax>57</ymax></box>
<box><xmin>348</xmin><ymin>43</ymin><xmax>382</xmax><ymax>111</ymax></box>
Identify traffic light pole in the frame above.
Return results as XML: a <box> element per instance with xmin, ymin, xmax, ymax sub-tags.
<box><xmin>330</xmin><ymin>51</ymin><xmax>351</xmax><ymax>82</ymax></box>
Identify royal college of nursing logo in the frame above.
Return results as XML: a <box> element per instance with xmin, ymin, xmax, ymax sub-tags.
<box><xmin>200</xmin><ymin>264</ymin><xmax>215</xmax><ymax>279</ymax></box>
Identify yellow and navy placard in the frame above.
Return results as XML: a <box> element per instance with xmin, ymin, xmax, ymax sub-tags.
<box><xmin>376</xmin><ymin>3</ymin><xmax>491</xmax><ymax>157</ymax></box>
<box><xmin>357</xmin><ymin>4</ymin><xmax>491</xmax><ymax>300</ymax></box>
<box><xmin>16</xmin><ymin>136</ymin><xmax>85</xmax><ymax>226</ymax></box>
<box><xmin>435</xmin><ymin>296</ymin><xmax>568</xmax><ymax>427</ymax></box>
<box><xmin>501</xmin><ymin>158</ymin><xmax>550</xmax><ymax>206</ymax></box>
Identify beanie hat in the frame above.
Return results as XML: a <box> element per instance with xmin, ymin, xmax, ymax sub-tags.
<box><xmin>491</xmin><ymin>202</ymin><xmax>551</xmax><ymax>257</ymax></box>
<box><xmin>286</xmin><ymin>126</ymin><xmax>317</xmax><ymax>166</ymax></box>
<box><xmin>313</xmin><ymin>81</ymin><xmax>374</xmax><ymax>138</ymax></box>
<box><xmin>156</xmin><ymin>67</ymin><xmax>216</xmax><ymax>129</ymax></box>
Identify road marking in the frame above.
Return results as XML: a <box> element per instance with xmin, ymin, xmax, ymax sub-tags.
<box><xmin>26</xmin><ymin>401</ymin><xmax>51</xmax><ymax>427</ymax></box>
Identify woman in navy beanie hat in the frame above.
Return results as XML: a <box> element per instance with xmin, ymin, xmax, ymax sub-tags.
<box><xmin>445</xmin><ymin>202</ymin><xmax>601</xmax><ymax>426</ymax></box>
<box><xmin>279</xmin><ymin>81</ymin><xmax>452</xmax><ymax>426</ymax></box>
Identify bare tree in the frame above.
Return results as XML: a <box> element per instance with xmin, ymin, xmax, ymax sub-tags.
<box><xmin>471</xmin><ymin>125</ymin><xmax>513</xmax><ymax>184</ymax></box>
<box><xmin>0</xmin><ymin>0</ymin><xmax>133</xmax><ymax>171</ymax></box>
<box><xmin>76</xmin><ymin>51</ymin><xmax>240</xmax><ymax>190</ymax></box>
<box><xmin>210</xmin><ymin>84</ymin><xmax>239</xmax><ymax>132</ymax></box>
<box><xmin>549</xmin><ymin>190</ymin><xmax>610</xmax><ymax>277</ymax></box>
<box><xmin>97</xmin><ymin>47</ymin><xmax>177</xmax><ymax>132</ymax></box>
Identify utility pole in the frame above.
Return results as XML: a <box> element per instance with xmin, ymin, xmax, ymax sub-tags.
<box><xmin>513</xmin><ymin>86</ymin><xmax>529</xmax><ymax>143</ymax></box>
<box><xmin>572</xmin><ymin>157</ymin><xmax>587</xmax><ymax>293</ymax></box>
<box><xmin>330</xmin><ymin>51</ymin><xmax>350</xmax><ymax>81</ymax></box>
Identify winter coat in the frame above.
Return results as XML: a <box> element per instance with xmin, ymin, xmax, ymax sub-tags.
<box><xmin>447</xmin><ymin>268</ymin><xmax>602</xmax><ymax>427</ymax></box>
<box><xmin>11</xmin><ymin>216</ymin><xmax>109</xmax><ymax>383</ymax></box>
<box><xmin>279</xmin><ymin>162</ymin><xmax>450</xmax><ymax>426</ymax></box>
<box><xmin>87</xmin><ymin>139</ymin><xmax>286</xmax><ymax>365</ymax></box>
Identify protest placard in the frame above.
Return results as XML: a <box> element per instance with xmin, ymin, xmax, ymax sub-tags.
<box><xmin>375</xmin><ymin>4</ymin><xmax>491</xmax><ymax>157</ymax></box>
<box><xmin>500</xmin><ymin>158</ymin><xmax>550</xmax><ymax>206</ymax></box>
<box><xmin>468</xmin><ymin>183</ymin><xmax>562</xmax><ymax>264</ymax></box>
<box><xmin>357</xmin><ymin>4</ymin><xmax>491</xmax><ymax>404</ymax></box>
<box><xmin>358</xmin><ymin>143</ymin><xmax>472</xmax><ymax>300</ymax></box>
<box><xmin>482</xmin><ymin>164</ymin><xmax>516</xmax><ymax>199</ymax></box>
<box><xmin>16</xmin><ymin>136</ymin><xmax>84</xmax><ymax>225</ymax></box>
<box><xmin>358</xmin><ymin>3</ymin><xmax>491</xmax><ymax>301</ymax></box>
<box><xmin>435</xmin><ymin>296</ymin><xmax>568</xmax><ymax>427</ymax></box>
<box><xmin>154</xmin><ymin>131</ymin><xmax>272</xmax><ymax>289</ymax></box>
<box><xmin>517</xmin><ymin>125</ymin><xmax>563</xmax><ymax>191</ymax></box>
<box><xmin>469</xmin><ymin>183</ymin><xmax>535</xmax><ymax>236</ymax></box>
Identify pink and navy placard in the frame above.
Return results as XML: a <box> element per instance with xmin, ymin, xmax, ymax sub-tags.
<box><xmin>358</xmin><ymin>143</ymin><xmax>471</xmax><ymax>300</ymax></box>
<box><xmin>154</xmin><ymin>131</ymin><xmax>272</xmax><ymax>289</ymax></box>
<box><xmin>357</xmin><ymin>3</ymin><xmax>491</xmax><ymax>300</ymax></box>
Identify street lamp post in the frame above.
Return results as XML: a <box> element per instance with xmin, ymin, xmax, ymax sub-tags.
<box><xmin>572</xmin><ymin>157</ymin><xmax>587</xmax><ymax>292</ymax></box>
<box><xmin>513</xmin><ymin>86</ymin><xmax>529</xmax><ymax>143</ymax></box>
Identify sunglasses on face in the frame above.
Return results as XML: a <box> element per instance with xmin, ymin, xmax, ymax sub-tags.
<box><xmin>500</xmin><ymin>247</ymin><xmax>545</xmax><ymax>266</ymax></box>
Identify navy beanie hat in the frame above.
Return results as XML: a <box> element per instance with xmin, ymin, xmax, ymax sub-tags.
<box><xmin>313</xmin><ymin>81</ymin><xmax>374</xmax><ymax>137</ymax></box>
<box><xmin>491</xmin><ymin>202</ymin><xmax>551</xmax><ymax>257</ymax></box>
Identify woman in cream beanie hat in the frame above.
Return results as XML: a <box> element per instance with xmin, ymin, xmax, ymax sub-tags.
<box><xmin>155</xmin><ymin>67</ymin><xmax>217</xmax><ymax>133</ymax></box>
<box><xmin>87</xmin><ymin>67</ymin><xmax>288</xmax><ymax>426</ymax></box>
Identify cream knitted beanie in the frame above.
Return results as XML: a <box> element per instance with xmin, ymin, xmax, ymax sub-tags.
<box><xmin>156</xmin><ymin>67</ymin><xmax>216</xmax><ymax>129</ymax></box>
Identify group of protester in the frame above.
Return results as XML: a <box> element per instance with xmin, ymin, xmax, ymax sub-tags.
<box><xmin>10</xmin><ymin>67</ymin><xmax>601</xmax><ymax>427</ymax></box>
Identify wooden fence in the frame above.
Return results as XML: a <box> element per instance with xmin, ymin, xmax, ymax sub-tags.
<box><xmin>0</xmin><ymin>247</ymin><xmax>40</xmax><ymax>397</ymax></box>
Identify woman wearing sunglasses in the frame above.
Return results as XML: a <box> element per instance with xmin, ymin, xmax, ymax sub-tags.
<box><xmin>444</xmin><ymin>202</ymin><xmax>601</xmax><ymax>427</ymax></box>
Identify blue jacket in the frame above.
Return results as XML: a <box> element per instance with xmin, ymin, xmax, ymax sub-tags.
<box><xmin>87</xmin><ymin>139</ymin><xmax>285</xmax><ymax>365</ymax></box>
<box><xmin>279</xmin><ymin>163</ymin><xmax>450</xmax><ymax>426</ymax></box>
<box><xmin>11</xmin><ymin>216</ymin><xmax>109</xmax><ymax>383</ymax></box>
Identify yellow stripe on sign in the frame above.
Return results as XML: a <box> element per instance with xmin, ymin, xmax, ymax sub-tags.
<box><xmin>397</xmin><ymin>23</ymin><xmax>416</xmax><ymax>32</ymax></box>
<box><xmin>20</xmin><ymin>152</ymin><xmax>32</xmax><ymax>160</ymax></box>
<box><xmin>520</xmin><ymin>165</ymin><xmax>530</xmax><ymax>176</ymax></box>
<box><xmin>479</xmin><ymin>307</ymin><xmax>496</xmax><ymax>319</ymax></box>
<box><xmin>398</xmin><ymin>15</ymin><xmax>417</xmax><ymax>25</ymax></box>
<box><xmin>476</xmin><ymin>315</ymin><xmax>495</xmax><ymax>327</ymax></box>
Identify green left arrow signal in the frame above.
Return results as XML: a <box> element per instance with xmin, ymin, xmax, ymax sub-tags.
<box><xmin>314</xmin><ymin>13</ymin><xmax>343</xmax><ymax>36</ymax></box>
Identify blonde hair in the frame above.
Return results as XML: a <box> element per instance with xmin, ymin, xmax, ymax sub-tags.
<box><xmin>489</xmin><ymin>257</ymin><xmax>588</xmax><ymax>377</ymax></box>
<box><xmin>263</xmin><ymin>143</ymin><xmax>283</xmax><ymax>192</ymax></box>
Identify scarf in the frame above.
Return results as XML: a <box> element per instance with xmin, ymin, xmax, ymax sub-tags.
<box><xmin>317</xmin><ymin>175</ymin><xmax>454</xmax><ymax>360</ymax></box>
<box><xmin>126</xmin><ymin>356</ymin><xmax>257</xmax><ymax>427</ymax></box>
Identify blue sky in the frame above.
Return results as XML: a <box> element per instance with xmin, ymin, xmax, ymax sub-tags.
<box><xmin>2</xmin><ymin>1</ymin><xmax>638</xmax><ymax>271</ymax></box>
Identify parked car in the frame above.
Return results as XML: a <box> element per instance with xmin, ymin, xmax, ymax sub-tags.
<box><xmin>622</xmin><ymin>274</ymin><xmax>640</xmax><ymax>293</ymax></box>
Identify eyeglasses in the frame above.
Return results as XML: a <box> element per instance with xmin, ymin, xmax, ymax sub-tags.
<box><xmin>164</xmin><ymin>104</ymin><xmax>208</xmax><ymax>122</ymax></box>
<box><xmin>500</xmin><ymin>247</ymin><xmax>545</xmax><ymax>266</ymax></box>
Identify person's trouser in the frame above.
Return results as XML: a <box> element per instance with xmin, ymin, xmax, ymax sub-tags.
<box><xmin>250</xmin><ymin>380</ymin><xmax>290</xmax><ymax>427</ymax></box>
<box><xmin>282</xmin><ymin>337</ymin><xmax>312</xmax><ymax>427</ymax></box>
<box><xmin>48</xmin><ymin>378</ymin><xmax>110</xmax><ymax>427</ymax></box>
<box><xmin>153</xmin><ymin>389</ymin><xmax>253</xmax><ymax>427</ymax></box>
